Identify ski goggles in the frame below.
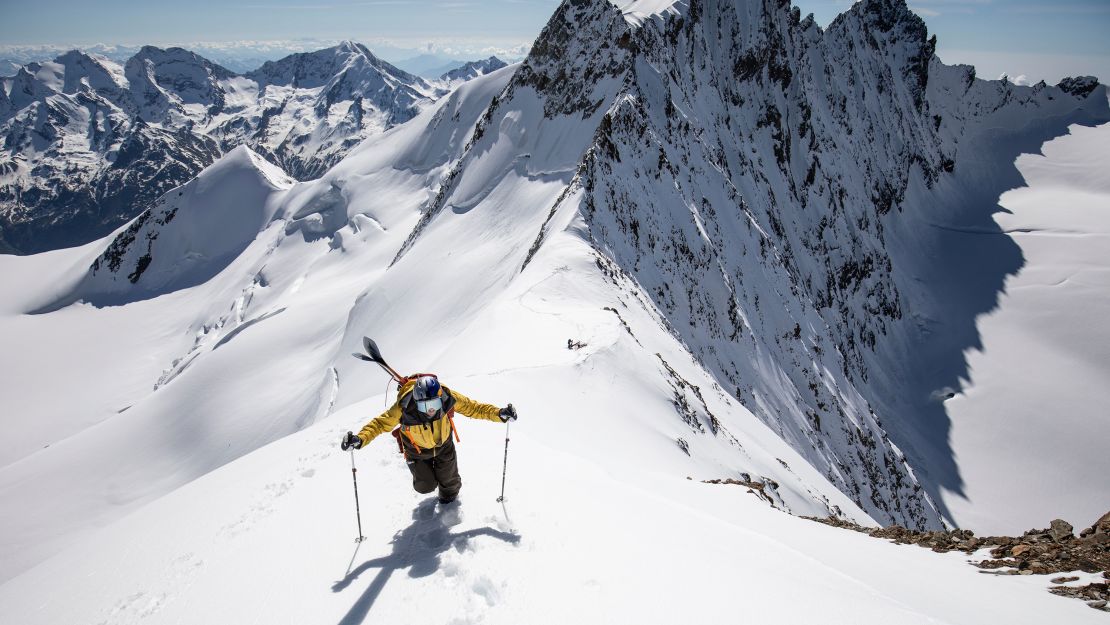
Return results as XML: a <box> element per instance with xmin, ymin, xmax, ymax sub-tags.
<box><xmin>416</xmin><ymin>396</ymin><xmax>443</xmax><ymax>415</ymax></box>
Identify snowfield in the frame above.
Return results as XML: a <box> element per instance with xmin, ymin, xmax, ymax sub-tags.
<box><xmin>1</xmin><ymin>386</ymin><xmax>1105</xmax><ymax>624</ymax></box>
<box><xmin>938</xmin><ymin>117</ymin><xmax>1110</xmax><ymax>534</ymax></box>
<box><xmin>1</xmin><ymin>0</ymin><xmax>1109</xmax><ymax>621</ymax></box>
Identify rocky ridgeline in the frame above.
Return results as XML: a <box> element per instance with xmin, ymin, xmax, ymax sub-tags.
<box><xmin>804</xmin><ymin>511</ymin><xmax>1110</xmax><ymax>611</ymax></box>
<box><xmin>702</xmin><ymin>477</ymin><xmax>785</xmax><ymax>509</ymax></box>
<box><xmin>558</xmin><ymin>0</ymin><xmax>1109</xmax><ymax>533</ymax></box>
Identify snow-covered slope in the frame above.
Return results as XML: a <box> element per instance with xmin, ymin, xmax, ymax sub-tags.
<box><xmin>0</xmin><ymin>42</ymin><xmax>444</xmax><ymax>254</ymax></box>
<box><xmin>0</xmin><ymin>58</ymin><xmax>865</xmax><ymax>584</ymax></box>
<box><xmin>1</xmin><ymin>392</ymin><xmax>1104</xmax><ymax>625</ymax></box>
<box><xmin>932</xmin><ymin>118</ymin><xmax>1110</xmax><ymax>534</ymax></box>
<box><xmin>0</xmin><ymin>0</ymin><xmax>1107</xmax><ymax>617</ymax></box>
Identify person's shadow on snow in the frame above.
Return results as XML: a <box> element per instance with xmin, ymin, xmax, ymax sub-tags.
<box><xmin>333</xmin><ymin>499</ymin><xmax>520</xmax><ymax>624</ymax></box>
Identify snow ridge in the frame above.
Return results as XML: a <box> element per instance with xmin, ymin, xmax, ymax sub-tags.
<box><xmin>406</xmin><ymin>0</ymin><xmax>1109</xmax><ymax>529</ymax></box>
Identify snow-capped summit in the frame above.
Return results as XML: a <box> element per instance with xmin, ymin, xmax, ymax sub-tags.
<box><xmin>5</xmin><ymin>63</ymin><xmax>58</xmax><ymax>110</ymax></box>
<box><xmin>0</xmin><ymin>50</ymin><xmax>128</xmax><ymax>114</ymax></box>
<box><xmin>244</xmin><ymin>39</ymin><xmax>435</xmax><ymax>127</ymax></box>
<box><xmin>250</xmin><ymin>40</ymin><xmax>425</xmax><ymax>91</ymax></box>
<box><xmin>213</xmin><ymin>41</ymin><xmax>440</xmax><ymax>180</ymax></box>
<box><xmin>79</xmin><ymin>145</ymin><xmax>294</xmax><ymax>303</ymax></box>
<box><xmin>52</xmin><ymin>49</ymin><xmax>129</xmax><ymax>95</ymax></box>
<box><xmin>124</xmin><ymin>46</ymin><xmax>237</xmax><ymax>122</ymax></box>
<box><xmin>438</xmin><ymin>56</ymin><xmax>508</xmax><ymax>87</ymax></box>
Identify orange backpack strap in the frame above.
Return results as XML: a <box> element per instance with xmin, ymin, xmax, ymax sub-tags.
<box><xmin>391</xmin><ymin>426</ymin><xmax>422</xmax><ymax>455</ymax></box>
<box><xmin>403</xmin><ymin>429</ymin><xmax>422</xmax><ymax>453</ymax></box>
<box><xmin>447</xmin><ymin>409</ymin><xmax>460</xmax><ymax>443</ymax></box>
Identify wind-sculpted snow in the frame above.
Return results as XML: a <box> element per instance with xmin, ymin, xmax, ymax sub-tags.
<box><xmin>393</xmin><ymin>0</ymin><xmax>632</xmax><ymax>263</ymax></box>
<box><xmin>73</xmin><ymin>146</ymin><xmax>294</xmax><ymax>305</ymax></box>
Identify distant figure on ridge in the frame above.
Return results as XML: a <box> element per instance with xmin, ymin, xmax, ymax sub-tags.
<box><xmin>341</xmin><ymin>375</ymin><xmax>517</xmax><ymax>504</ymax></box>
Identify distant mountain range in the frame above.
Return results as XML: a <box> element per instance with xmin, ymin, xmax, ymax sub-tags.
<box><xmin>1</xmin><ymin>40</ymin><xmax>529</xmax><ymax>77</ymax></box>
<box><xmin>0</xmin><ymin>42</ymin><xmax>506</xmax><ymax>254</ymax></box>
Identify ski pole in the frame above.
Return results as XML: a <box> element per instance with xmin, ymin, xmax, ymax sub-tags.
<box><xmin>497</xmin><ymin>421</ymin><xmax>511</xmax><ymax>502</ymax></box>
<box><xmin>349</xmin><ymin>447</ymin><xmax>366</xmax><ymax>543</ymax></box>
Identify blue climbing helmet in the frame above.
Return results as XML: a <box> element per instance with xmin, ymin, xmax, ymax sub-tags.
<box><xmin>413</xmin><ymin>375</ymin><xmax>443</xmax><ymax>416</ymax></box>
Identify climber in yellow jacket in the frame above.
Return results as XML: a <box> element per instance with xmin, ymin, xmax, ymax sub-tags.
<box><xmin>341</xmin><ymin>375</ymin><xmax>517</xmax><ymax>504</ymax></box>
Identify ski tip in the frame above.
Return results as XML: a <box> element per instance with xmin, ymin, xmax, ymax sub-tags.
<box><xmin>362</xmin><ymin>337</ymin><xmax>384</xmax><ymax>362</ymax></box>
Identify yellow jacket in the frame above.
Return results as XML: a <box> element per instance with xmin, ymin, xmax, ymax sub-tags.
<box><xmin>356</xmin><ymin>378</ymin><xmax>502</xmax><ymax>451</ymax></box>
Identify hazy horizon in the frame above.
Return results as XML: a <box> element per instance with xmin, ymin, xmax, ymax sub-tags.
<box><xmin>0</xmin><ymin>0</ymin><xmax>1107</xmax><ymax>83</ymax></box>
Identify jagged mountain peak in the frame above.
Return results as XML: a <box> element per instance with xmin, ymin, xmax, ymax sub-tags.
<box><xmin>51</xmin><ymin>49</ymin><xmax>128</xmax><ymax>94</ymax></box>
<box><xmin>439</xmin><ymin>56</ymin><xmax>508</xmax><ymax>82</ymax></box>
<box><xmin>840</xmin><ymin>0</ymin><xmax>926</xmax><ymax>30</ymax></box>
<box><xmin>5</xmin><ymin>64</ymin><xmax>57</xmax><ymax>110</ymax></box>
<box><xmin>0</xmin><ymin>50</ymin><xmax>122</xmax><ymax>113</ymax></box>
<box><xmin>617</xmin><ymin>0</ymin><xmax>684</xmax><ymax>26</ymax></box>
<box><xmin>127</xmin><ymin>45</ymin><xmax>235</xmax><ymax>80</ymax></box>
<box><xmin>247</xmin><ymin>40</ymin><xmax>425</xmax><ymax>90</ymax></box>
<box><xmin>335</xmin><ymin>39</ymin><xmax>370</xmax><ymax>56</ymax></box>
<box><xmin>124</xmin><ymin>45</ymin><xmax>236</xmax><ymax>120</ymax></box>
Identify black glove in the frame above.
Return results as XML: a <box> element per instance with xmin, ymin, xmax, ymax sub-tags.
<box><xmin>341</xmin><ymin>431</ymin><xmax>362</xmax><ymax>450</ymax></box>
<box><xmin>498</xmin><ymin>404</ymin><xmax>518</xmax><ymax>422</ymax></box>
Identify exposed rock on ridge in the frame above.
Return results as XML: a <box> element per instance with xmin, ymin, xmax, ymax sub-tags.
<box><xmin>422</xmin><ymin>0</ymin><xmax>1108</xmax><ymax>529</ymax></box>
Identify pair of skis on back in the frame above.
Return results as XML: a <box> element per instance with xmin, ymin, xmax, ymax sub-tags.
<box><xmin>352</xmin><ymin>337</ymin><xmax>403</xmax><ymax>381</ymax></box>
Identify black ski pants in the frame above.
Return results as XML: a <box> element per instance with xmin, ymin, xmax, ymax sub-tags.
<box><xmin>405</xmin><ymin>439</ymin><xmax>462</xmax><ymax>500</ymax></box>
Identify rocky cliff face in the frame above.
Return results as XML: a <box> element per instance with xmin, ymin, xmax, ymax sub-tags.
<box><xmin>583</xmin><ymin>0</ymin><xmax>1107</xmax><ymax>528</ymax></box>
<box><xmin>0</xmin><ymin>42</ymin><xmax>447</xmax><ymax>254</ymax></box>
<box><xmin>444</xmin><ymin>0</ymin><xmax>1107</xmax><ymax>528</ymax></box>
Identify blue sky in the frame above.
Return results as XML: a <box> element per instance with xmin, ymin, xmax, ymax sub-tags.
<box><xmin>0</xmin><ymin>0</ymin><xmax>1106</xmax><ymax>82</ymax></box>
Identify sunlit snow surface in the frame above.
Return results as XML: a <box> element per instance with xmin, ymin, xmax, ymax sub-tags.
<box><xmin>1</xmin><ymin>2</ymin><xmax>1109</xmax><ymax>619</ymax></box>
<box><xmin>0</xmin><ymin>92</ymin><xmax>1106</xmax><ymax>625</ymax></box>
<box><xmin>939</xmin><ymin>118</ymin><xmax>1110</xmax><ymax>534</ymax></box>
<box><xmin>0</xmin><ymin>395</ymin><xmax>1105</xmax><ymax>624</ymax></box>
<box><xmin>0</xmin><ymin>62</ymin><xmax>863</xmax><ymax>587</ymax></box>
